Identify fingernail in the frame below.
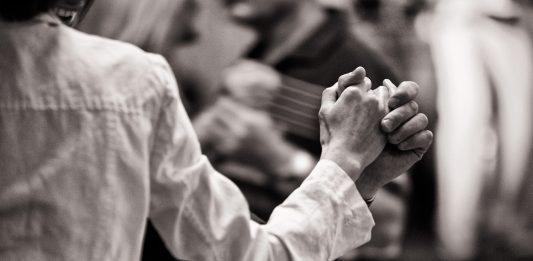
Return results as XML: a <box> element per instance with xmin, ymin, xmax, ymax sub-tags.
<box><xmin>382</xmin><ymin>119</ymin><xmax>393</xmax><ymax>132</ymax></box>
<box><xmin>389</xmin><ymin>97</ymin><xmax>399</xmax><ymax>108</ymax></box>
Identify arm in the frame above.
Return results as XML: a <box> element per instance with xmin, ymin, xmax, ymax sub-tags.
<box><xmin>147</xmin><ymin>57</ymin><xmax>386</xmax><ymax>261</ymax></box>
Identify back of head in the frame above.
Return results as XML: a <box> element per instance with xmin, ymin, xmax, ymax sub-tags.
<box><xmin>79</xmin><ymin>0</ymin><xmax>186</xmax><ymax>53</ymax></box>
<box><xmin>0</xmin><ymin>0</ymin><xmax>58</xmax><ymax>21</ymax></box>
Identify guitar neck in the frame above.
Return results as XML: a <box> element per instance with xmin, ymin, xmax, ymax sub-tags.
<box><xmin>268</xmin><ymin>75</ymin><xmax>325</xmax><ymax>141</ymax></box>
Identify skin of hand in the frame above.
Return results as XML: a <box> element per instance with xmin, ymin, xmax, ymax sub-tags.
<box><xmin>221</xmin><ymin>59</ymin><xmax>281</xmax><ymax>110</ymax></box>
<box><xmin>356</xmin><ymin>80</ymin><xmax>434</xmax><ymax>200</ymax></box>
<box><xmin>319</xmin><ymin>69</ymin><xmax>390</xmax><ymax>182</ymax></box>
<box><xmin>336</xmin><ymin>66</ymin><xmax>372</xmax><ymax>96</ymax></box>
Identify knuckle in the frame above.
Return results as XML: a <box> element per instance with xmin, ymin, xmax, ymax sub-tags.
<box><xmin>318</xmin><ymin>107</ymin><xmax>330</xmax><ymax>119</ymax></box>
<box><xmin>367</xmin><ymin>96</ymin><xmax>379</xmax><ymax>107</ymax></box>
<box><xmin>338</xmin><ymin>74</ymin><xmax>349</xmax><ymax>85</ymax></box>
<box><xmin>343</xmin><ymin>87</ymin><xmax>362</xmax><ymax>99</ymax></box>
<box><xmin>323</xmin><ymin>86</ymin><xmax>334</xmax><ymax>95</ymax></box>
<box><xmin>384</xmin><ymin>115</ymin><xmax>398</xmax><ymax>127</ymax></box>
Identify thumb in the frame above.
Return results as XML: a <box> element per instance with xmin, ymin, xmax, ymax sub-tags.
<box><xmin>337</xmin><ymin>67</ymin><xmax>366</xmax><ymax>96</ymax></box>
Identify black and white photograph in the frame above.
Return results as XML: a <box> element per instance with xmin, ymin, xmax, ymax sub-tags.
<box><xmin>0</xmin><ymin>0</ymin><xmax>531</xmax><ymax>260</ymax></box>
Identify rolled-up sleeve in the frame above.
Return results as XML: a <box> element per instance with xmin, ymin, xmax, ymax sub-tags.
<box><xmin>146</xmin><ymin>54</ymin><xmax>374</xmax><ymax>261</ymax></box>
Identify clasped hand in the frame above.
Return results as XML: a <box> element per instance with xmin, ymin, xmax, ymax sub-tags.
<box><xmin>319</xmin><ymin>68</ymin><xmax>433</xmax><ymax>200</ymax></box>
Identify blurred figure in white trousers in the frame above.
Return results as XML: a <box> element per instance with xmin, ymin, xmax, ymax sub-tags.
<box><xmin>431</xmin><ymin>0</ymin><xmax>533</xmax><ymax>259</ymax></box>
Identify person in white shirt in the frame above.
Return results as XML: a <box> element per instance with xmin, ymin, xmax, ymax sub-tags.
<box><xmin>0</xmin><ymin>0</ymin><xmax>433</xmax><ymax>260</ymax></box>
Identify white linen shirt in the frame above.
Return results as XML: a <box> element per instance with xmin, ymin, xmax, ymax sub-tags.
<box><xmin>0</xmin><ymin>14</ymin><xmax>374</xmax><ymax>261</ymax></box>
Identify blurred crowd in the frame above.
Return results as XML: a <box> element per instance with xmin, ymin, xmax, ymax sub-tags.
<box><xmin>77</xmin><ymin>0</ymin><xmax>533</xmax><ymax>260</ymax></box>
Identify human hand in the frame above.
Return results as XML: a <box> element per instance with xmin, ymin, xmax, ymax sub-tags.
<box><xmin>356</xmin><ymin>80</ymin><xmax>433</xmax><ymax>200</ymax></box>
<box><xmin>193</xmin><ymin>97</ymin><xmax>277</xmax><ymax>155</ymax></box>
<box><xmin>319</xmin><ymin>68</ymin><xmax>390</xmax><ymax>181</ymax></box>
<box><xmin>194</xmin><ymin>97</ymin><xmax>314</xmax><ymax>177</ymax></box>
<box><xmin>336</xmin><ymin>66</ymin><xmax>372</xmax><ymax>96</ymax></box>
<box><xmin>221</xmin><ymin>59</ymin><xmax>281</xmax><ymax>110</ymax></box>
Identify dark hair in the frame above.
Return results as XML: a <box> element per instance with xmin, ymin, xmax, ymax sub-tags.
<box><xmin>0</xmin><ymin>0</ymin><xmax>58</xmax><ymax>22</ymax></box>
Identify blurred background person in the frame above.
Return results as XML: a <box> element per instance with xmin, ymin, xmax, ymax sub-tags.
<box><xmin>350</xmin><ymin>0</ymin><xmax>441</xmax><ymax>259</ymax></box>
<box><xmin>431</xmin><ymin>0</ymin><xmax>533</xmax><ymax>259</ymax></box>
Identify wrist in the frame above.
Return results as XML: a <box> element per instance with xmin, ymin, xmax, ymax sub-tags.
<box><xmin>320</xmin><ymin>148</ymin><xmax>364</xmax><ymax>182</ymax></box>
<box><xmin>363</xmin><ymin>194</ymin><xmax>376</xmax><ymax>207</ymax></box>
<box><xmin>355</xmin><ymin>174</ymin><xmax>380</xmax><ymax>201</ymax></box>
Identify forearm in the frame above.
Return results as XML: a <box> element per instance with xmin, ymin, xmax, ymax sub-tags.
<box><xmin>151</xmin><ymin>159</ymin><xmax>374</xmax><ymax>261</ymax></box>
<box><xmin>264</xmin><ymin>160</ymin><xmax>374</xmax><ymax>260</ymax></box>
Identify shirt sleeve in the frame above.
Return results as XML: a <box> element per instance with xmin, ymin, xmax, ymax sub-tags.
<box><xmin>146</xmin><ymin>54</ymin><xmax>374</xmax><ymax>261</ymax></box>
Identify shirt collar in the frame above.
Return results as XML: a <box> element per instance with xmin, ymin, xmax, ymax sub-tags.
<box><xmin>33</xmin><ymin>12</ymin><xmax>61</xmax><ymax>26</ymax></box>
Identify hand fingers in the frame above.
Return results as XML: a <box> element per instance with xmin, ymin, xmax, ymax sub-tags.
<box><xmin>338</xmin><ymin>67</ymin><xmax>366</xmax><ymax>87</ymax></box>
<box><xmin>373</xmin><ymin>85</ymin><xmax>390</xmax><ymax>112</ymax></box>
<box><xmin>397</xmin><ymin>130</ymin><xmax>434</xmax><ymax>154</ymax></box>
<box><xmin>337</xmin><ymin>86</ymin><xmax>364</xmax><ymax>105</ymax></box>
<box><xmin>388</xmin><ymin>113</ymin><xmax>429</xmax><ymax>144</ymax></box>
<box><xmin>361</xmin><ymin>77</ymin><xmax>372</xmax><ymax>92</ymax></box>
<box><xmin>337</xmin><ymin>67</ymin><xmax>366</xmax><ymax>96</ymax></box>
<box><xmin>337</xmin><ymin>80</ymin><xmax>381</xmax><ymax>108</ymax></box>
<box><xmin>322</xmin><ymin>85</ymin><xmax>338</xmax><ymax>108</ymax></box>
<box><xmin>381</xmin><ymin>100</ymin><xmax>419</xmax><ymax>133</ymax></box>
<box><xmin>337</xmin><ymin>77</ymin><xmax>372</xmax><ymax>98</ymax></box>
<box><xmin>388</xmin><ymin>81</ymin><xmax>420</xmax><ymax>109</ymax></box>
<box><xmin>383</xmin><ymin>79</ymin><xmax>397</xmax><ymax>94</ymax></box>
